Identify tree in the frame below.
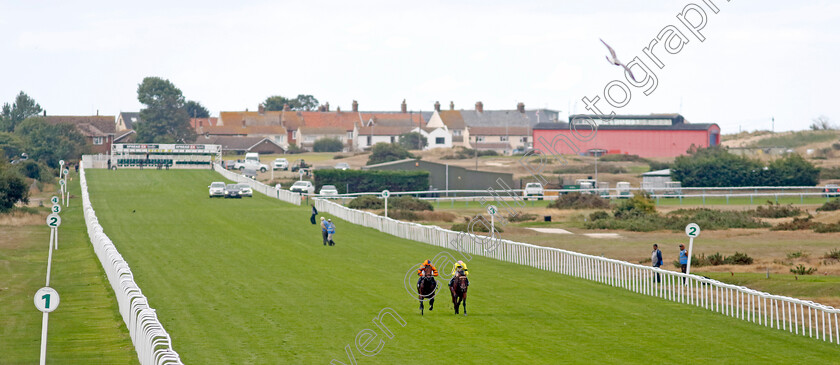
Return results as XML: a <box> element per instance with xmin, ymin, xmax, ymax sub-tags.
<box><xmin>313</xmin><ymin>138</ymin><xmax>344</xmax><ymax>152</ymax></box>
<box><xmin>14</xmin><ymin>117</ymin><xmax>87</xmax><ymax>168</ymax></box>
<box><xmin>398</xmin><ymin>132</ymin><xmax>428</xmax><ymax>150</ymax></box>
<box><xmin>367</xmin><ymin>143</ymin><xmax>414</xmax><ymax>165</ymax></box>
<box><xmin>0</xmin><ymin>162</ymin><xmax>29</xmax><ymax>212</ymax></box>
<box><xmin>0</xmin><ymin>91</ymin><xmax>43</xmax><ymax>132</ymax></box>
<box><xmin>672</xmin><ymin>146</ymin><xmax>819</xmax><ymax>187</ymax></box>
<box><xmin>0</xmin><ymin>132</ymin><xmax>24</xmax><ymax>160</ymax></box>
<box><xmin>810</xmin><ymin>116</ymin><xmax>835</xmax><ymax>130</ymax></box>
<box><xmin>263</xmin><ymin>94</ymin><xmax>320</xmax><ymax>111</ymax></box>
<box><xmin>185</xmin><ymin>100</ymin><xmax>210</xmax><ymax>118</ymax></box>
<box><xmin>768</xmin><ymin>153</ymin><xmax>820</xmax><ymax>186</ymax></box>
<box><xmin>135</xmin><ymin>77</ymin><xmax>195</xmax><ymax>143</ymax></box>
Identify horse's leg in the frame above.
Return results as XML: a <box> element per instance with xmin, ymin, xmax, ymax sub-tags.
<box><xmin>462</xmin><ymin>291</ymin><xmax>467</xmax><ymax>316</ymax></box>
<box><xmin>419</xmin><ymin>295</ymin><xmax>424</xmax><ymax>316</ymax></box>
<box><xmin>429</xmin><ymin>296</ymin><xmax>434</xmax><ymax>311</ymax></box>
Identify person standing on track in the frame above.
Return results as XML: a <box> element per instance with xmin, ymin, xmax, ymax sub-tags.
<box><xmin>320</xmin><ymin>217</ymin><xmax>329</xmax><ymax>245</ymax></box>
<box><xmin>326</xmin><ymin>218</ymin><xmax>336</xmax><ymax>246</ymax></box>
<box><xmin>652</xmin><ymin>244</ymin><xmax>663</xmax><ymax>283</ymax></box>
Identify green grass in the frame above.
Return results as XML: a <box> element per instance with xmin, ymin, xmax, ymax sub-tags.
<box><xmin>750</xmin><ymin>130</ymin><xmax>840</xmax><ymax>148</ymax></box>
<box><xmin>0</xmin><ymin>177</ymin><xmax>138</xmax><ymax>364</ymax></box>
<box><xmin>84</xmin><ymin>170</ymin><xmax>840</xmax><ymax>364</ymax></box>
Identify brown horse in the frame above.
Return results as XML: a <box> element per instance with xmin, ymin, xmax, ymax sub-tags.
<box><xmin>418</xmin><ymin>266</ymin><xmax>437</xmax><ymax>315</ymax></box>
<box><xmin>450</xmin><ymin>275</ymin><xmax>468</xmax><ymax>315</ymax></box>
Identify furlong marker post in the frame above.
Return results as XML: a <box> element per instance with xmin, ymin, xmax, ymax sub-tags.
<box><xmin>63</xmin><ymin>169</ymin><xmax>70</xmax><ymax>207</ymax></box>
<box><xmin>685</xmin><ymin>223</ymin><xmax>700</xmax><ymax>277</ymax></box>
<box><xmin>38</xmin><ymin>213</ymin><xmax>62</xmax><ymax>364</ymax></box>
<box><xmin>382</xmin><ymin>190</ymin><xmax>390</xmax><ymax>218</ymax></box>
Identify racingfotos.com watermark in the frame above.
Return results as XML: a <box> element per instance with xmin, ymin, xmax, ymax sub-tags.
<box><xmin>331</xmin><ymin>1</ymin><xmax>730</xmax><ymax>363</ymax></box>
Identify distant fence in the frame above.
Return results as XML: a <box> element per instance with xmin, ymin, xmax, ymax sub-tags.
<box><xmin>80</xmin><ymin>165</ymin><xmax>182</xmax><ymax>364</ymax></box>
<box><xmin>212</xmin><ymin>163</ymin><xmax>301</xmax><ymax>205</ymax></box>
<box><xmin>313</xmin><ymin>197</ymin><xmax>840</xmax><ymax>345</ymax></box>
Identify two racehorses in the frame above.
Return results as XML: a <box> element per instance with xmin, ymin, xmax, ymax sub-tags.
<box><xmin>417</xmin><ymin>266</ymin><xmax>468</xmax><ymax>316</ymax></box>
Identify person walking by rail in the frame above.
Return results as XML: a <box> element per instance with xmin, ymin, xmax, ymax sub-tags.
<box><xmin>310</xmin><ymin>204</ymin><xmax>318</xmax><ymax>225</ymax></box>
<box><xmin>320</xmin><ymin>217</ymin><xmax>329</xmax><ymax>245</ymax></box>
<box><xmin>652</xmin><ymin>244</ymin><xmax>663</xmax><ymax>283</ymax></box>
<box><xmin>679</xmin><ymin>243</ymin><xmax>688</xmax><ymax>283</ymax></box>
<box><xmin>326</xmin><ymin>218</ymin><xmax>336</xmax><ymax>246</ymax></box>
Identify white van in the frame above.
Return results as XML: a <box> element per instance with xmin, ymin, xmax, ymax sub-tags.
<box><xmin>245</xmin><ymin>152</ymin><xmax>260</xmax><ymax>164</ymax></box>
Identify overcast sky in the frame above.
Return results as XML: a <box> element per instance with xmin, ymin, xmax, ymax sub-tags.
<box><xmin>1</xmin><ymin>0</ymin><xmax>838</xmax><ymax>133</ymax></box>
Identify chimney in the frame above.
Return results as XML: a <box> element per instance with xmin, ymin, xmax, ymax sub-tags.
<box><xmin>325</xmin><ymin>102</ymin><xmax>330</xmax><ymax>112</ymax></box>
<box><xmin>258</xmin><ymin>103</ymin><xmax>265</xmax><ymax>115</ymax></box>
<box><xmin>97</xmin><ymin>109</ymin><xmax>99</xmax><ymax>116</ymax></box>
<box><xmin>517</xmin><ymin>102</ymin><xmax>525</xmax><ymax>113</ymax></box>
<box><xmin>43</xmin><ymin>110</ymin><xmax>47</xmax><ymax>116</ymax></box>
<box><xmin>434</xmin><ymin>101</ymin><xmax>440</xmax><ymax>112</ymax></box>
<box><xmin>318</xmin><ymin>105</ymin><xmax>325</xmax><ymax>112</ymax></box>
<box><xmin>475</xmin><ymin>101</ymin><xmax>483</xmax><ymax>113</ymax></box>
<box><xmin>450</xmin><ymin>101</ymin><xmax>454</xmax><ymax>110</ymax></box>
<box><xmin>283</xmin><ymin>103</ymin><xmax>290</xmax><ymax>111</ymax></box>
<box><xmin>401</xmin><ymin>99</ymin><xmax>407</xmax><ymax>113</ymax></box>
<box><xmin>336</xmin><ymin>106</ymin><xmax>341</xmax><ymax>113</ymax></box>
<box><xmin>352</xmin><ymin>100</ymin><xmax>358</xmax><ymax>112</ymax></box>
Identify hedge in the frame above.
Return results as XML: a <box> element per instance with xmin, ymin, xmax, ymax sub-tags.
<box><xmin>313</xmin><ymin>169</ymin><xmax>429</xmax><ymax>193</ymax></box>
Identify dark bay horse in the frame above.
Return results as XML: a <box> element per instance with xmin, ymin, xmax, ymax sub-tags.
<box><xmin>450</xmin><ymin>275</ymin><xmax>468</xmax><ymax>315</ymax></box>
<box><xmin>418</xmin><ymin>266</ymin><xmax>437</xmax><ymax>315</ymax></box>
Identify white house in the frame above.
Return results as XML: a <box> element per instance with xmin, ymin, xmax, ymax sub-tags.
<box><xmin>412</xmin><ymin>126</ymin><xmax>451</xmax><ymax>150</ymax></box>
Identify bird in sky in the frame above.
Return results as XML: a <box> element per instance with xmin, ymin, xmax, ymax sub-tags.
<box><xmin>600</xmin><ymin>38</ymin><xmax>638</xmax><ymax>82</ymax></box>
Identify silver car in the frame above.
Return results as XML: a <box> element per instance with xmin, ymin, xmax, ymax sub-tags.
<box><xmin>335</xmin><ymin>162</ymin><xmax>350</xmax><ymax>170</ymax></box>
<box><xmin>320</xmin><ymin>185</ymin><xmax>339</xmax><ymax>196</ymax></box>
<box><xmin>209</xmin><ymin>182</ymin><xmax>226</xmax><ymax>197</ymax></box>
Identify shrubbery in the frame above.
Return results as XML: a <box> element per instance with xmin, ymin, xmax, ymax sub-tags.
<box><xmin>347</xmin><ymin>195</ymin><xmax>383</xmax><ymax>209</ymax></box>
<box><xmin>547</xmin><ymin>192</ymin><xmax>611</xmax><ymax>210</ymax></box>
<box><xmin>672</xmin><ymin>146</ymin><xmax>819</xmax><ymax>187</ymax></box>
<box><xmin>752</xmin><ymin>201</ymin><xmax>802</xmax><ymax>218</ymax></box>
<box><xmin>440</xmin><ymin>147</ymin><xmax>498</xmax><ymax>160</ymax></box>
<box><xmin>314</xmin><ymin>169</ymin><xmax>429</xmax><ymax>194</ymax></box>
<box><xmin>790</xmin><ymin>264</ymin><xmax>817</xmax><ymax>275</ymax></box>
<box><xmin>366</xmin><ymin>143</ymin><xmax>414</xmax><ymax>165</ymax></box>
<box><xmin>683</xmin><ymin>252</ymin><xmax>752</xmax><ymax>267</ymax></box>
<box><xmin>0</xmin><ymin>163</ymin><xmax>29</xmax><ymax>212</ymax></box>
<box><xmin>817</xmin><ymin>199</ymin><xmax>840</xmax><ymax>212</ymax></box>
<box><xmin>313</xmin><ymin>138</ymin><xmax>344</xmax><ymax>152</ymax></box>
<box><xmin>389</xmin><ymin>196</ymin><xmax>433</xmax><ymax>211</ymax></box>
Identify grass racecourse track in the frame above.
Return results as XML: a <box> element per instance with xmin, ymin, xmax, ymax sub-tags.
<box><xmin>0</xmin><ymin>177</ymin><xmax>137</xmax><ymax>364</ymax></box>
<box><xmin>85</xmin><ymin>170</ymin><xmax>840</xmax><ymax>364</ymax></box>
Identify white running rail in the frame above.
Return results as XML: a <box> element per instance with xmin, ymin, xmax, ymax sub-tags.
<box><xmin>314</xmin><ymin>197</ymin><xmax>840</xmax><ymax>345</ymax></box>
<box><xmin>80</xmin><ymin>165</ymin><xmax>183</xmax><ymax>364</ymax></box>
<box><xmin>212</xmin><ymin>163</ymin><xmax>301</xmax><ymax>205</ymax></box>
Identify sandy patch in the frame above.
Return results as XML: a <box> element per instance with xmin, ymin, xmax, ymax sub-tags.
<box><xmin>527</xmin><ymin>228</ymin><xmax>573</xmax><ymax>234</ymax></box>
<box><xmin>583</xmin><ymin>233</ymin><xmax>622</xmax><ymax>238</ymax></box>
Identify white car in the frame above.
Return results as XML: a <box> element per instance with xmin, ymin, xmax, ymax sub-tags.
<box><xmin>237</xmin><ymin>183</ymin><xmax>253</xmax><ymax>197</ymax></box>
<box><xmin>234</xmin><ymin>160</ymin><xmax>268</xmax><ymax>173</ymax></box>
<box><xmin>273</xmin><ymin>158</ymin><xmax>289</xmax><ymax>170</ymax></box>
<box><xmin>523</xmin><ymin>182</ymin><xmax>544</xmax><ymax>200</ymax></box>
<box><xmin>320</xmin><ymin>185</ymin><xmax>339</xmax><ymax>196</ymax></box>
<box><xmin>335</xmin><ymin>162</ymin><xmax>350</xmax><ymax>170</ymax></box>
<box><xmin>208</xmin><ymin>182</ymin><xmax>226</xmax><ymax>197</ymax></box>
<box><xmin>290</xmin><ymin>181</ymin><xmax>315</xmax><ymax>194</ymax></box>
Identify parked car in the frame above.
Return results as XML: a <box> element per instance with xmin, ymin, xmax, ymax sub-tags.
<box><xmin>335</xmin><ymin>162</ymin><xmax>350</xmax><ymax>170</ymax></box>
<box><xmin>224</xmin><ymin>184</ymin><xmax>242</xmax><ymax>199</ymax></box>
<box><xmin>242</xmin><ymin>167</ymin><xmax>257</xmax><ymax>180</ymax></box>
<box><xmin>320</xmin><ymin>185</ymin><xmax>339</xmax><ymax>196</ymax></box>
<box><xmin>223</xmin><ymin>160</ymin><xmax>238</xmax><ymax>170</ymax></box>
<box><xmin>237</xmin><ymin>183</ymin><xmax>253</xmax><ymax>197</ymax></box>
<box><xmin>824</xmin><ymin>184</ymin><xmax>840</xmax><ymax>197</ymax></box>
<box><xmin>234</xmin><ymin>158</ymin><xmax>268</xmax><ymax>172</ymax></box>
<box><xmin>208</xmin><ymin>182</ymin><xmax>226</xmax><ymax>197</ymax></box>
<box><xmin>273</xmin><ymin>158</ymin><xmax>289</xmax><ymax>170</ymax></box>
<box><xmin>523</xmin><ymin>182</ymin><xmax>544</xmax><ymax>200</ymax></box>
<box><xmin>616</xmin><ymin>182</ymin><xmax>632</xmax><ymax>198</ymax></box>
<box><xmin>290</xmin><ymin>181</ymin><xmax>315</xmax><ymax>194</ymax></box>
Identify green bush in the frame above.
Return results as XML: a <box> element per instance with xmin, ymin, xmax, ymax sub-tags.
<box><xmin>672</xmin><ymin>146</ymin><xmax>819</xmax><ymax>187</ymax></box>
<box><xmin>786</xmin><ymin>251</ymin><xmax>807</xmax><ymax>259</ymax></box>
<box><xmin>398</xmin><ymin>132</ymin><xmax>427</xmax><ymax>150</ymax></box>
<box><xmin>313</xmin><ymin>169</ymin><xmax>429</xmax><ymax>194</ymax></box>
<box><xmin>386</xmin><ymin>210</ymin><xmax>419</xmax><ymax>221</ymax></box>
<box><xmin>816</xmin><ymin>199</ymin><xmax>840</xmax><ymax>212</ymax></box>
<box><xmin>613</xmin><ymin>193</ymin><xmax>656</xmax><ymax>219</ymax></box>
<box><xmin>724</xmin><ymin>252</ymin><xmax>754</xmax><ymax>265</ymax></box>
<box><xmin>790</xmin><ymin>264</ymin><xmax>817</xmax><ymax>275</ymax></box>
<box><xmin>814</xmin><ymin>222</ymin><xmax>840</xmax><ymax>233</ymax></box>
<box><xmin>647</xmin><ymin>161</ymin><xmax>671</xmax><ymax>171</ymax></box>
<box><xmin>389</xmin><ymin>196</ymin><xmax>433</xmax><ymax>211</ymax></box>
<box><xmin>554</xmin><ymin>165</ymin><xmax>626</xmax><ymax>174</ymax></box>
<box><xmin>0</xmin><ymin>164</ymin><xmax>29</xmax><ymax>212</ymax></box>
<box><xmin>548</xmin><ymin>192</ymin><xmax>611</xmax><ymax>210</ymax></box>
<box><xmin>752</xmin><ymin>201</ymin><xmax>802</xmax><ymax>218</ymax></box>
<box><xmin>366</xmin><ymin>143</ymin><xmax>414</xmax><ymax>165</ymax></box>
<box><xmin>508</xmin><ymin>213</ymin><xmax>538</xmax><ymax>222</ymax></box>
<box><xmin>664</xmin><ymin>208</ymin><xmax>769</xmax><ymax>230</ymax></box>
<box><xmin>824</xmin><ymin>249</ymin><xmax>840</xmax><ymax>260</ymax></box>
<box><xmin>313</xmin><ymin>138</ymin><xmax>344</xmax><ymax>152</ymax></box>
<box><xmin>286</xmin><ymin>143</ymin><xmax>304</xmax><ymax>154</ymax></box>
<box><xmin>819</xmin><ymin>167</ymin><xmax>840</xmax><ymax>179</ymax></box>
<box><xmin>599</xmin><ymin>154</ymin><xmax>646</xmax><ymax>162</ymax></box>
<box><xmin>347</xmin><ymin>195</ymin><xmax>383</xmax><ymax>210</ymax></box>
<box><xmin>771</xmin><ymin>217</ymin><xmax>816</xmax><ymax>231</ymax></box>
<box><xmin>589</xmin><ymin>210</ymin><xmax>610</xmax><ymax>221</ymax></box>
